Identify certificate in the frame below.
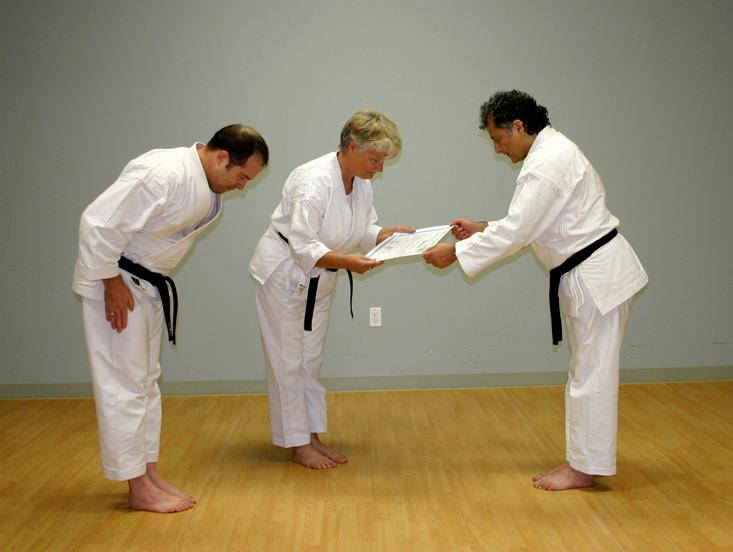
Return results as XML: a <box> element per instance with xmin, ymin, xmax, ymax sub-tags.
<box><xmin>366</xmin><ymin>225</ymin><xmax>453</xmax><ymax>261</ymax></box>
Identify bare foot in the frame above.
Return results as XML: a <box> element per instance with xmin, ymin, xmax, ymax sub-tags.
<box><xmin>146</xmin><ymin>463</ymin><xmax>196</xmax><ymax>504</ymax></box>
<box><xmin>533</xmin><ymin>463</ymin><xmax>595</xmax><ymax>491</ymax></box>
<box><xmin>292</xmin><ymin>444</ymin><xmax>337</xmax><ymax>469</ymax></box>
<box><xmin>128</xmin><ymin>474</ymin><xmax>193</xmax><ymax>513</ymax></box>
<box><xmin>532</xmin><ymin>462</ymin><xmax>567</xmax><ymax>482</ymax></box>
<box><xmin>311</xmin><ymin>434</ymin><xmax>348</xmax><ymax>464</ymax></box>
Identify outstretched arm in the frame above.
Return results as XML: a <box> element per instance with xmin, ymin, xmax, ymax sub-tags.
<box><xmin>423</xmin><ymin>243</ymin><xmax>457</xmax><ymax>268</ymax></box>
<box><xmin>315</xmin><ymin>252</ymin><xmax>383</xmax><ymax>274</ymax></box>
<box><xmin>451</xmin><ymin>218</ymin><xmax>488</xmax><ymax>240</ymax></box>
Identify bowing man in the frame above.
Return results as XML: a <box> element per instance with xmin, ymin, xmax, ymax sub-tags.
<box><xmin>73</xmin><ymin>125</ymin><xmax>268</xmax><ymax>512</ymax></box>
<box><xmin>424</xmin><ymin>90</ymin><xmax>648</xmax><ymax>491</ymax></box>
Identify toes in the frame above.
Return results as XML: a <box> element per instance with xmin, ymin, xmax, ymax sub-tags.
<box><xmin>176</xmin><ymin>499</ymin><xmax>192</xmax><ymax>511</ymax></box>
<box><xmin>533</xmin><ymin>477</ymin><xmax>551</xmax><ymax>491</ymax></box>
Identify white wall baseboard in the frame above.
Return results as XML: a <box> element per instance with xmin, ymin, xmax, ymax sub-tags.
<box><xmin>1</xmin><ymin>366</ymin><xmax>731</xmax><ymax>398</ymax></box>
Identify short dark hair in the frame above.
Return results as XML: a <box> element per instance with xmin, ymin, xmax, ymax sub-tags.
<box><xmin>207</xmin><ymin>124</ymin><xmax>269</xmax><ymax>166</ymax></box>
<box><xmin>479</xmin><ymin>90</ymin><xmax>550</xmax><ymax>135</ymax></box>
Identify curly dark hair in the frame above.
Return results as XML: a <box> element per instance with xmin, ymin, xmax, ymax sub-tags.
<box><xmin>207</xmin><ymin>124</ymin><xmax>269</xmax><ymax>167</ymax></box>
<box><xmin>479</xmin><ymin>90</ymin><xmax>550</xmax><ymax>135</ymax></box>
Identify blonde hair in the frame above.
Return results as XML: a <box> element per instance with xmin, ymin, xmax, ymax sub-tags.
<box><xmin>339</xmin><ymin>109</ymin><xmax>402</xmax><ymax>158</ymax></box>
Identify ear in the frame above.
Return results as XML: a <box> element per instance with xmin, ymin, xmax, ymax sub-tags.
<box><xmin>215</xmin><ymin>149</ymin><xmax>230</xmax><ymax>167</ymax></box>
<box><xmin>513</xmin><ymin>119</ymin><xmax>526</xmax><ymax>135</ymax></box>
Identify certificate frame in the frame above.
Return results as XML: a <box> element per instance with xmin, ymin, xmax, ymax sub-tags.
<box><xmin>366</xmin><ymin>225</ymin><xmax>452</xmax><ymax>261</ymax></box>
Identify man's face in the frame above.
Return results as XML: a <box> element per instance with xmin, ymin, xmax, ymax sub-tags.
<box><xmin>349</xmin><ymin>142</ymin><xmax>388</xmax><ymax>180</ymax></box>
<box><xmin>210</xmin><ymin>153</ymin><xmax>265</xmax><ymax>194</ymax></box>
<box><xmin>486</xmin><ymin>118</ymin><xmax>529</xmax><ymax>163</ymax></box>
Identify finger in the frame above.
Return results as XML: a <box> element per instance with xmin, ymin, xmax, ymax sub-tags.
<box><xmin>120</xmin><ymin>309</ymin><xmax>128</xmax><ymax>330</ymax></box>
<box><xmin>106</xmin><ymin>304</ymin><xmax>117</xmax><ymax>327</ymax></box>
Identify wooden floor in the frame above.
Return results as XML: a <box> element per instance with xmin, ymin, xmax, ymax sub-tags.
<box><xmin>1</xmin><ymin>381</ymin><xmax>732</xmax><ymax>551</ymax></box>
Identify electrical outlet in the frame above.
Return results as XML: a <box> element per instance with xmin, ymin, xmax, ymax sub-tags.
<box><xmin>369</xmin><ymin>307</ymin><xmax>382</xmax><ymax>327</ymax></box>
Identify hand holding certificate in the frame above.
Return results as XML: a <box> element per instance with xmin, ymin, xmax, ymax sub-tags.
<box><xmin>366</xmin><ymin>225</ymin><xmax>453</xmax><ymax>261</ymax></box>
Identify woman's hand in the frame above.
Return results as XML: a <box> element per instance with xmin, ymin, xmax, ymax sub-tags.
<box><xmin>376</xmin><ymin>225</ymin><xmax>416</xmax><ymax>245</ymax></box>
<box><xmin>316</xmin><ymin>251</ymin><xmax>383</xmax><ymax>273</ymax></box>
<box><xmin>345</xmin><ymin>255</ymin><xmax>383</xmax><ymax>274</ymax></box>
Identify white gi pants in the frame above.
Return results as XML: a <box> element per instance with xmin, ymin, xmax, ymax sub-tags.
<box><xmin>561</xmin><ymin>270</ymin><xmax>631</xmax><ymax>476</ymax></box>
<box><xmin>254</xmin><ymin>259</ymin><xmax>336</xmax><ymax>448</ymax></box>
<box><xmin>81</xmin><ymin>275</ymin><xmax>163</xmax><ymax>481</ymax></box>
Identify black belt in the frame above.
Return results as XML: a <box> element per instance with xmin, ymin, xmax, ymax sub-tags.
<box><xmin>548</xmin><ymin>229</ymin><xmax>617</xmax><ymax>345</ymax></box>
<box><xmin>277</xmin><ymin>232</ymin><xmax>353</xmax><ymax>331</ymax></box>
<box><xmin>118</xmin><ymin>256</ymin><xmax>179</xmax><ymax>344</ymax></box>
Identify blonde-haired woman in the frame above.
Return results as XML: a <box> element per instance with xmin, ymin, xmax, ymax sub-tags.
<box><xmin>250</xmin><ymin>110</ymin><xmax>413</xmax><ymax>468</ymax></box>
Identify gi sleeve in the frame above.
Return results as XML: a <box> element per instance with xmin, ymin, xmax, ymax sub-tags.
<box><xmin>360</xmin><ymin>205</ymin><xmax>381</xmax><ymax>252</ymax></box>
<box><xmin>75</xmin><ymin>170</ymin><xmax>168</xmax><ymax>281</ymax></box>
<box><xmin>455</xmin><ymin>172</ymin><xmax>567</xmax><ymax>278</ymax></box>
<box><xmin>288</xmin><ymin>176</ymin><xmax>332</xmax><ymax>275</ymax></box>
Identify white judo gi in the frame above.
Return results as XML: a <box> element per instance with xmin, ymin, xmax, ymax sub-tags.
<box><xmin>250</xmin><ymin>152</ymin><xmax>381</xmax><ymax>448</ymax></box>
<box><xmin>73</xmin><ymin>144</ymin><xmax>221</xmax><ymax>480</ymax></box>
<box><xmin>455</xmin><ymin>126</ymin><xmax>648</xmax><ymax>475</ymax></box>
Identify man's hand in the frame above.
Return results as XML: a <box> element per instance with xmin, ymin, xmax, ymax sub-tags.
<box><xmin>423</xmin><ymin>243</ymin><xmax>457</xmax><ymax>268</ymax></box>
<box><xmin>345</xmin><ymin>255</ymin><xmax>384</xmax><ymax>274</ymax></box>
<box><xmin>376</xmin><ymin>225</ymin><xmax>416</xmax><ymax>245</ymax></box>
<box><xmin>103</xmin><ymin>275</ymin><xmax>135</xmax><ymax>332</ymax></box>
<box><xmin>451</xmin><ymin>218</ymin><xmax>487</xmax><ymax>240</ymax></box>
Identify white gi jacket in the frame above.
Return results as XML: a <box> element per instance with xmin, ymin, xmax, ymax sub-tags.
<box><xmin>455</xmin><ymin>127</ymin><xmax>647</xmax><ymax>315</ymax></box>
<box><xmin>72</xmin><ymin>144</ymin><xmax>221</xmax><ymax>299</ymax></box>
<box><xmin>250</xmin><ymin>152</ymin><xmax>382</xmax><ymax>284</ymax></box>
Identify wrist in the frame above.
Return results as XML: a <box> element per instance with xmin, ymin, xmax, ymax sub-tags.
<box><xmin>103</xmin><ymin>275</ymin><xmax>122</xmax><ymax>288</ymax></box>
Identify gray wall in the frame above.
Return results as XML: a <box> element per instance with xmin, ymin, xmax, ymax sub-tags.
<box><xmin>2</xmin><ymin>0</ymin><xmax>731</xmax><ymax>391</ymax></box>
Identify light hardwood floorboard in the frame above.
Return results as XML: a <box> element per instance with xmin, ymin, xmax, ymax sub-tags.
<box><xmin>0</xmin><ymin>382</ymin><xmax>731</xmax><ymax>551</ymax></box>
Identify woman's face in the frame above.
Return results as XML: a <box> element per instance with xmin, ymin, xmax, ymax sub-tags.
<box><xmin>346</xmin><ymin>142</ymin><xmax>388</xmax><ymax>180</ymax></box>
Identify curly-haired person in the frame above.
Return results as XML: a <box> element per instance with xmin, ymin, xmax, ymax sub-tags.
<box><xmin>424</xmin><ymin>90</ymin><xmax>648</xmax><ymax>491</ymax></box>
